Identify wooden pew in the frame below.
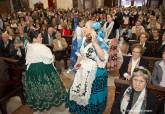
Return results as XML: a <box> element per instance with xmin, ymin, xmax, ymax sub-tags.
<box><xmin>0</xmin><ymin>57</ymin><xmax>25</xmax><ymax>114</ymax></box>
<box><xmin>114</xmin><ymin>79</ymin><xmax>165</xmax><ymax>114</ymax></box>
<box><xmin>142</xmin><ymin>56</ymin><xmax>161</xmax><ymax>73</ymax></box>
<box><xmin>0</xmin><ymin>82</ymin><xmax>23</xmax><ymax>114</ymax></box>
<box><xmin>0</xmin><ymin>57</ymin><xmax>25</xmax><ymax>82</ymax></box>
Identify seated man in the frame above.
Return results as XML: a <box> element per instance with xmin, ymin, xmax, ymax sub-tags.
<box><xmin>152</xmin><ymin>47</ymin><xmax>165</xmax><ymax>87</ymax></box>
<box><xmin>0</xmin><ymin>32</ymin><xmax>16</xmax><ymax>57</ymax></box>
<box><xmin>0</xmin><ymin>32</ymin><xmax>16</xmax><ymax>82</ymax></box>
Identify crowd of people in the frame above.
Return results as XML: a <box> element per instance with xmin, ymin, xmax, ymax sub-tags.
<box><xmin>0</xmin><ymin>5</ymin><xmax>165</xmax><ymax>114</ymax></box>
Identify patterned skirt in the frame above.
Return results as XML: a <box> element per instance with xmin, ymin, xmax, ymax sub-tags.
<box><xmin>66</xmin><ymin>68</ymin><xmax>108</xmax><ymax>114</ymax></box>
<box><xmin>24</xmin><ymin>62</ymin><xmax>67</xmax><ymax>111</ymax></box>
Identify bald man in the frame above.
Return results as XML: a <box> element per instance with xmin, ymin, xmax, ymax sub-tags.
<box><xmin>42</xmin><ymin>27</ymin><xmax>56</xmax><ymax>45</ymax></box>
<box><xmin>0</xmin><ymin>32</ymin><xmax>16</xmax><ymax>57</ymax></box>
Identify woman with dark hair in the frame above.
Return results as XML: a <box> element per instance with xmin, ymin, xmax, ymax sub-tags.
<box><xmin>24</xmin><ymin>30</ymin><xmax>66</xmax><ymax>113</ymax></box>
<box><xmin>112</xmin><ymin>66</ymin><xmax>157</xmax><ymax>114</ymax></box>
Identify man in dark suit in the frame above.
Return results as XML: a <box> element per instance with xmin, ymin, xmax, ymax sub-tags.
<box><xmin>0</xmin><ymin>32</ymin><xmax>16</xmax><ymax>82</ymax></box>
<box><xmin>0</xmin><ymin>32</ymin><xmax>16</xmax><ymax>57</ymax></box>
<box><xmin>42</xmin><ymin>27</ymin><xmax>55</xmax><ymax>45</ymax></box>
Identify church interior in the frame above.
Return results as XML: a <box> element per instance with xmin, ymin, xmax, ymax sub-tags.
<box><xmin>0</xmin><ymin>0</ymin><xmax>165</xmax><ymax>114</ymax></box>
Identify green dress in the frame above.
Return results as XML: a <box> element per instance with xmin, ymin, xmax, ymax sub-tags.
<box><xmin>24</xmin><ymin>43</ymin><xmax>66</xmax><ymax>111</ymax></box>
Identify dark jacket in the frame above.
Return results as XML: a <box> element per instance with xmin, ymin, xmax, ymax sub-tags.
<box><xmin>0</xmin><ymin>39</ymin><xmax>16</xmax><ymax>57</ymax></box>
<box><xmin>119</xmin><ymin>56</ymin><xmax>149</xmax><ymax>79</ymax></box>
<box><xmin>142</xmin><ymin>42</ymin><xmax>152</xmax><ymax>57</ymax></box>
<box><xmin>111</xmin><ymin>88</ymin><xmax>158</xmax><ymax>114</ymax></box>
<box><xmin>42</xmin><ymin>33</ymin><xmax>49</xmax><ymax>44</ymax></box>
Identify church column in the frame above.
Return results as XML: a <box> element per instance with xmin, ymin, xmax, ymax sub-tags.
<box><xmin>83</xmin><ymin>0</ymin><xmax>85</xmax><ymax>9</ymax></box>
<box><xmin>28</xmin><ymin>0</ymin><xmax>34</xmax><ymax>9</ymax></box>
<box><xmin>10</xmin><ymin>0</ymin><xmax>14</xmax><ymax>12</ymax></box>
<box><xmin>85</xmin><ymin>0</ymin><xmax>92</xmax><ymax>9</ymax></box>
<box><xmin>119</xmin><ymin>0</ymin><xmax>121</xmax><ymax>6</ymax></box>
<box><xmin>96</xmin><ymin>0</ymin><xmax>104</xmax><ymax>8</ymax></box>
<box><xmin>78</xmin><ymin>0</ymin><xmax>83</xmax><ymax>10</ymax></box>
<box><xmin>91</xmin><ymin>0</ymin><xmax>96</xmax><ymax>9</ymax></box>
<box><xmin>163</xmin><ymin>0</ymin><xmax>165</xmax><ymax>8</ymax></box>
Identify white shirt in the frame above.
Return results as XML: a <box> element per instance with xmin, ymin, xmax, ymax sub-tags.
<box><xmin>140</xmin><ymin>42</ymin><xmax>145</xmax><ymax>48</ymax></box>
<box><xmin>26</xmin><ymin>43</ymin><xmax>54</xmax><ymax>70</ymax></box>
<box><xmin>48</xmin><ymin>34</ymin><xmax>53</xmax><ymax>45</ymax></box>
<box><xmin>131</xmin><ymin>58</ymin><xmax>140</xmax><ymax>76</ymax></box>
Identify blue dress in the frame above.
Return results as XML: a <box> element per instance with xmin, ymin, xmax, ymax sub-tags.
<box><xmin>70</xmin><ymin>26</ymin><xmax>83</xmax><ymax>69</ymax></box>
<box><xmin>66</xmin><ymin>37</ymin><xmax>108</xmax><ymax>114</ymax></box>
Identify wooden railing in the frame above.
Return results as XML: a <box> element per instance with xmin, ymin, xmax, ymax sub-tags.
<box><xmin>142</xmin><ymin>56</ymin><xmax>161</xmax><ymax>73</ymax></box>
<box><xmin>0</xmin><ymin>57</ymin><xmax>25</xmax><ymax>114</ymax></box>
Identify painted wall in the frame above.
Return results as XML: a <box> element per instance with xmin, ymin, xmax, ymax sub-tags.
<box><xmin>56</xmin><ymin>0</ymin><xmax>73</xmax><ymax>9</ymax></box>
<box><xmin>29</xmin><ymin>0</ymin><xmax>48</xmax><ymax>9</ymax></box>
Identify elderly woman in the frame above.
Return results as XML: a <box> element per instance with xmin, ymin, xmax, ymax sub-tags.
<box><xmin>119</xmin><ymin>44</ymin><xmax>148</xmax><ymax>80</ymax></box>
<box><xmin>152</xmin><ymin>47</ymin><xmax>165</xmax><ymax>87</ymax></box>
<box><xmin>112</xmin><ymin>66</ymin><xmax>157</xmax><ymax>114</ymax></box>
<box><xmin>132</xmin><ymin>20</ymin><xmax>145</xmax><ymax>40</ymax></box>
<box><xmin>138</xmin><ymin>32</ymin><xmax>152</xmax><ymax>57</ymax></box>
<box><xmin>66</xmin><ymin>20</ymin><xmax>109</xmax><ymax>114</ymax></box>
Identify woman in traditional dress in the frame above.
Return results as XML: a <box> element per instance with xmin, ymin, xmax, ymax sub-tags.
<box><xmin>66</xmin><ymin>20</ymin><xmax>109</xmax><ymax>114</ymax></box>
<box><xmin>70</xmin><ymin>19</ymin><xmax>84</xmax><ymax>70</ymax></box>
<box><xmin>24</xmin><ymin>30</ymin><xmax>66</xmax><ymax>112</ymax></box>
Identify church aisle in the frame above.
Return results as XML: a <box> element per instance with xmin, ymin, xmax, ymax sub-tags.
<box><xmin>7</xmin><ymin>71</ymin><xmax>117</xmax><ymax>114</ymax></box>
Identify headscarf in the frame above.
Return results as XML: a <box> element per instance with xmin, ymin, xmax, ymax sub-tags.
<box><xmin>92</xmin><ymin>22</ymin><xmax>109</xmax><ymax>52</ymax></box>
